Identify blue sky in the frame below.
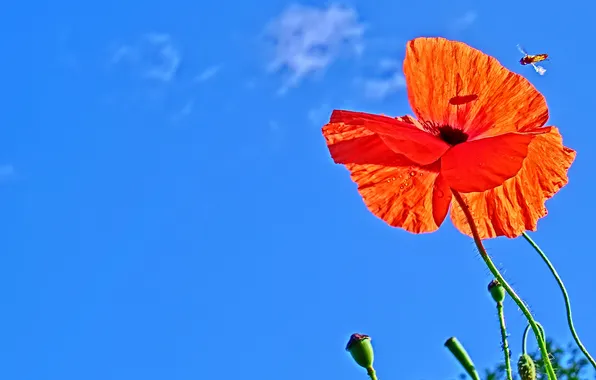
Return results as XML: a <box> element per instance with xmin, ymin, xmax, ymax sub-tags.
<box><xmin>3</xmin><ymin>0</ymin><xmax>596</xmax><ymax>379</ymax></box>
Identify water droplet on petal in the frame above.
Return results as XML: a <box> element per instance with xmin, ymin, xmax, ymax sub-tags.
<box><xmin>409</xmin><ymin>171</ymin><xmax>416</xmax><ymax>177</ymax></box>
<box><xmin>437</xmin><ymin>190</ymin><xmax>444</xmax><ymax>198</ymax></box>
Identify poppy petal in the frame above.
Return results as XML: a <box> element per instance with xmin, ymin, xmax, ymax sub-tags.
<box><xmin>449</xmin><ymin>127</ymin><xmax>576</xmax><ymax>238</ymax></box>
<box><xmin>432</xmin><ymin>173</ymin><xmax>452</xmax><ymax>227</ymax></box>
<box><xmin>344</xmin><ymin>161</ymin><xmax>450</xmax><ymax>233</ymax></box>
<box><xmin>323</xmin><ymin>122</ymin><xmax>416</xmax><ymax>167</ymax></box>
<box><xmin>441</xmin><ymin>130</ymin><xmax>551</xmax><ymax>193</ymax></box>
<box><xmin>403</xmin><ymin>37</ymin><xmax>549</xmax><ymax>140</ymax></box>
<box><xmin>327</xmin><ymin>110</ymin><xmax>450</xmax><ymax>165</ymax></box>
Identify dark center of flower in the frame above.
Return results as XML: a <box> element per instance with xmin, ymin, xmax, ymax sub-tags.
<box><xmin>437</xmin><ymin>125</ymin><xmax>468</xmax><ymax>146</ymax></box>
<box><xmin>421</xmin><ymin>121</ymin><xmax>469</xmax><ymax>146</ymax></box>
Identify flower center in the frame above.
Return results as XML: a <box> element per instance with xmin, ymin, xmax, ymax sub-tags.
<box><xmin>438</xmin><ymin>125</ymin><xmax>468</xmax><ymax>146</ymax></box>
<box><xmin>421</xmin><ymin>121</ymin><xmax>469</xmax><ymax>146</ymax></box>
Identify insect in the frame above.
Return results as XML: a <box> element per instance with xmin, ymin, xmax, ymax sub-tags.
<box><xmin>517</xmin><ymin>44</ymin><xmax>548</xmax><ymax>75</ymax></box>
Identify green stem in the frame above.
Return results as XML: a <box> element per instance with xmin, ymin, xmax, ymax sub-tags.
<box><xmin>522</xmin><ymin>322</ymin><xmax>546</xmax><ymax>355</ymax></box>
<box><xmin>366</xmin><ymin>367</ymin><xmax>377</xmax><ymax>380</ymax></box>
<box><xmin>522</xmin><ymin>232</ymin><xmax>596</xmax><ymax>370</ymax></box>
<box><xmin>444</xmin><ymin>337</ymin><xmax>481</xmax><ymax>380</ymax></box>
<box><xmin>497</xmin><ymin>301</ymin><xmax>513</xmax><ymax>380</ymax></box>
<box><xmin>452</xmin><ymin>191</ymin><xmax>557</xmax><ymax>380</ymax></box>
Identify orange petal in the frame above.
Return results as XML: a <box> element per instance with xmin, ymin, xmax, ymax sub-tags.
<box><xmin>327</xmin><ymin>110</ymin><xmax>449</xmax><ymax>165</ymax></box>
<box><xmin>441</xmin><ymin>130</ymin><xmax>551</xmax><ymax>192</ymax></box>
<box><xmin>450</xmin><ymin>127</ymin><xmax>576</xmax><ymax>238</ymax></box>
<box><xmin>403</xmin><ymin>37</ymin><xmax>549</xmax><ymax>140</ymax></box>
<box><xmin>344</xmin><ymin>161</ymin><xmax>451</xmax><ymax>233</ymax></box>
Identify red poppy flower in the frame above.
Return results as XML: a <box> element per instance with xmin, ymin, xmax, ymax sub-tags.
<box><xmin>322</xmin><ymin>37</ymin><xmax>576</xmax><ymax>238</ymax></box>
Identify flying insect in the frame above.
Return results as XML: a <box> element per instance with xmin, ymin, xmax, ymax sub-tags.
<box><xmin>517</xmin><ymin>44</ymin><xmax>548</xmax><ymax>75</ymax></box>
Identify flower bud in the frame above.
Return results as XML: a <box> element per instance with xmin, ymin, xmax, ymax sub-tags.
<box><xmin>488</xmin><ymin>279</ymin><xmax>505</xmax><ymax>304</ymax></box>
<box><xmin>345</xmin><ymin>333</ymin><xmax>374</xmax><ymax>369</ymax></box>
<box><xmin>444</xmin><ymin>337</ymin><xmax>480</xmax><ymax>380</ymax></box>
<box><xmin>517</xmin><ymin>354</ymin><xmax>537</xmax><ymax>380</ymax></box>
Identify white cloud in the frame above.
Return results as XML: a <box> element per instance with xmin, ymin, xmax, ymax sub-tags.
<box><xmin>451</xmin><ymin>11</ymin><xmax>477</xmax><ymax>32</ymax></box>
<box><xmin>195</xmin><ymin>65</ymin><xmax>220</xmax><ymax>83</ymax></box>
<box><xmin>143</xmin><ymin>34</ymin><xmax>181</xmax><ymax>82</ymax></box>
<box><xmin>264</xmin><ymin>3</ymin><xmax>365</xmax><ymax>94</ymax></box>
<box><xmin>363</xmin><ymin>74</ymin><xmax>406</xmax><ymax>100</ymax></box>
<box><xmin>361</xmin><ymin>58</ymin><xmax>406</xmax><ymax>100</ymax></box>
<box><xmin>110</xmin><ymin>33</ymin><xmax>181</xmax><ymax>83</ymax></box>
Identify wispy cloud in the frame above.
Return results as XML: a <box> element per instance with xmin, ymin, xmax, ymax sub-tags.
<box><xmin>110</xmin><ymin>33</ymin><xmax>181</xmax><ymax>83</ymax></box>
<box><xmin>264</xmin><ymin>3</ymin><xmax>365</xmax><ymax>94</ymax></box>
<box><xmin>451</xmin><ymin>11</ymin><xmax>477</xmax><ymax>32</ymax></box>
<box><xmin>360</xmin><ymin>58</ymin><xmax>406</xmax><ymax>100</ymax></box>
<box><xmin>170</xmin><ymin>100</ymin><xmax>195</xmax><ymax>124</ymax></box>
<box><xmin>194</xmin><ymin>65</ymin><xmax>220</xmax><ymax>83</ymax></box>
<box><xmin>143</xmin><ymin>34</ymin><xmax>181</xmax><ymax>82</ymax></box>
<box><xmin>105</xmin><ymin>33</ymin><xmax>197</xmax><ymax>122</ymax></box>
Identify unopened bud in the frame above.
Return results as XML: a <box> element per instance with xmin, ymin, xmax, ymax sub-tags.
<box><xmin>488</xmin><ymin>279</ymin><xmax>505</xmax><ymax>304</ymax></box>
<box><xmin>444</xmin><ymin>337</ymin><xmax>480</xmax><ymax>380</ymax></box>
<box><xmin>517</xmin><ymin>354</ymin><xmax>537</xmax><ymax>380</ymax></box>
<box><xmin>346</xmin><ymin>333</ymin><xmax>374</xmax><ymax>369</ymax></box>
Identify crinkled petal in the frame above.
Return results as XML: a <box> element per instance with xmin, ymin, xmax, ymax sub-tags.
<box><xmin>403</xmin><ymin>37</ymin><xmax>549</xmax><ymax>140</ymax></box>
<box><xmin>327</xmin><ymin>110</ymin><xmax>449</xmax><ymax>165</ymax></box>
<box><xmin>441</xmin><ymin>130</ymin><xmax>550</xmax><ymax>192</ymax></box>
<box><xmin>450</xmin><ymin>127</ymin><xmax>576</xmax><ymax>238</ymax></box>
<box><xmin>323</xmin><ymin>111</ymin><xmax>452</xmax><ymax>233</ymax></box>
<box><xmin>345</xmin><ymin>162</ymin><xmax>452</xmax><ymax>233</ymax></box>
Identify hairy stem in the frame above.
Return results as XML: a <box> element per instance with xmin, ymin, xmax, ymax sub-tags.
<box><xmin>451</xmin><ymin>190</ymin><xmax>557</xmax><ymax>380</ymax></box>
<box><xmin>497</xmin><ymin>301</ymin><xmax>513</xmax><ymax>380</ymax></box>
<box><xmin>522</xmin><ymin>232</ymin><xmax>596</xmax><ymax>370</ymax></box>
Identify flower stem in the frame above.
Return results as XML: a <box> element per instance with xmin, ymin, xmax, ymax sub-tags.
<box><xmin>366</xmin><ymin>367</ymin><xmax>378</xmax><ymax>380</ymax></box>
<box><xmin>451</xmin><ymin>190</ymin><xmax>557</xmax><ymax>380</ymax></box>
<box><xmin>522</xmin><ymin>322</ymin><xmax>546</xmax><ymax>355</ymax></box>
<box><xmin>521</xmin><ymin>232</ymin><xmax>596</xmax><ymax>370</ymax></box>
<box><xmin>497</xmin><ymin>301</ymin><xmax>513</xmax><ymax>380</ymax></box>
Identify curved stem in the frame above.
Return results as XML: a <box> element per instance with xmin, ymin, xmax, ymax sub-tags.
<box><xmin>366</xmin><ymin>367</ymin><xmax>378</xmax><ymax>380</ymax></box>
<box><xmin>497</xmin><ymin>301</ymin><xmax>513</xmax><ymax>380</ymax></box>
<box><xmin>451</xmin><ymin>190</ymin><xmax>557</xmax><ymax>380</ymax></box>
<box><xmin>522</xmin><ymin>232</ymin><xmax>596</xmax><ymax>370</ymax></box>
<box><xmin>522</xmin><ymin>322</ymin><xmax>546</xmax><ymax>356</ymax></box>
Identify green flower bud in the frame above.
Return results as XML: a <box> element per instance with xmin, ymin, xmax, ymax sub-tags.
<box><xmin>346</xmin><ymin>333</ymin><xmax>374</xmax><ymax>369</ymax></box>
<box><xmin>444</xmin><ymin>337</ymin><xmax>480</xmax><ymax>380</ymax></box>
<box><xmin>518</xmin><ymin>354</ymin><xmax>537</xmax><ymax>380</ymax></box>
<box><xmin>488</xmin><ymin>279</ymin><xmax>505</xmax><ymax>304</ymax></box>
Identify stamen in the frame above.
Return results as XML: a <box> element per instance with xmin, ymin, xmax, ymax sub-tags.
<box><xmin>421</xmin><ymin>121</ymin><xmax>468</xmax><ymax>146</ymax></box>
